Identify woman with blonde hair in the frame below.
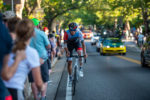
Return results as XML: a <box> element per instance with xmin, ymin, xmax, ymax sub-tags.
<box><xmin>2</xmin><ymin>19</ymin><xmax>44</xmax><ymax>100</ymax></box>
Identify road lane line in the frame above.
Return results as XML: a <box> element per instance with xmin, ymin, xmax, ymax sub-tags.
<box><xmin>66</xmin><ymin>76</ymin><xmax>72</xmax><ymax>100</ymax></box>
<box><xmin>116</xmin><ymin>56</ymin><xmax>141</xmax><ymax>65</ymax></box>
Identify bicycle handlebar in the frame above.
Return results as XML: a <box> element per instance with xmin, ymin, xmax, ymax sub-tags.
<box><xmin>71</xmin><ymin>55</ymin><xmax>86</xmax><ymax>63</ymax></box>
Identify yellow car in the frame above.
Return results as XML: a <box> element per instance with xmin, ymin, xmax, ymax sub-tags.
<box><xmin>100</xmin><ymin>38</ymin><xmax>126</xmax><ymax>55</ymax></box>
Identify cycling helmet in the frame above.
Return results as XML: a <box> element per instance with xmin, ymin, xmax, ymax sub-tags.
<box><xmin>3</xmin><ymin>11</ymin><xmax>15</xmax><ymax>20</ymax></box>
<box><xmin>32</xmin><ymin>18</ymin><xmax>40</xmax><ymax>26</ymax></box>
<box><xmin>69</xmin><ymin>22</ymin><xmax>78</xmax><ymax>31</ymax></box>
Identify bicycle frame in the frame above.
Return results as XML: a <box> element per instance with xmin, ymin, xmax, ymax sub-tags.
<box><xmin>72</xmin><ymin>56</ymin><xmax>79</xmax><ymax>96</ymax></box>
<box><xmin>72</xmin><ymin>55</ymin><xmax>86</xmax><ymax>96</ymax></box>
<box><xmin>73</xmin><ymin>57</ymin><xmax>79</xmax><ymax>81</ymax></box>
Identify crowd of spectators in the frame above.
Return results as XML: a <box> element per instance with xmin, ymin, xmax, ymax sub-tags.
<box><xmin>0</xmin><ymin>11</ymin><xmax>63</xmax><ymax>100</ymax></box>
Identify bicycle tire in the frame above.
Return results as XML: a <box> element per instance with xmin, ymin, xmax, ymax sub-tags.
<box><xmin>72</xmin><ymin>66</ymin><xmax>77</xmax><ymax>96</ymax></box>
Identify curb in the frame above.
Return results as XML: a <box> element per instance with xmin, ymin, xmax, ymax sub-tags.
<box><xmin>46</xmin><ymin>56</ymin><xmax>66</xmax><ymax>100</ymax></box>
<box><xmin>51</xmin><ymin>57</ymin><xmax>58</xmax><ymax>68</ymax></box>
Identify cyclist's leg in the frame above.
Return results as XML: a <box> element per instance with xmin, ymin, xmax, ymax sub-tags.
<box><xmin>77</xmin><ymin>48</ymin><xmax>83</xmax><ymax>67</ymax></box>
<box><xmin>76</xmin><ymin>42</ymin><xmax>84</xmax><ymax>77</ymax></box>
<box><xmin>75</xmin><ymin>41</ymin><xmax>83</xmax><ymax>67</ymax></box>
<box><xmin>67</xmin><ymin>48</ymin><xmax>73</xmax><ymax>81</ymax></box>
<box><xmin>68</xmin><ymin>60</ymin><xmax>72</xmax><ymax>76</ymax></box>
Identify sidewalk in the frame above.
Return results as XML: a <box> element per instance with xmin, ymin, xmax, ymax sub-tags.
<box><xmin>46</xmin><ymin>56</ymin><xmax>66</xmax><ymax>100</ymax></box>
<box><xmin>27</xmin><ymin>56</ymin><xmax>66</xmax><ymax>100</ymax></box>
<box><xmin>122</xmin><ymin>38</ymin><xmax>141</xmax><ymax>53</ymax></box>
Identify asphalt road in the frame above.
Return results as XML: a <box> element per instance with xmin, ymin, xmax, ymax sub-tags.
<box><xmin>55</xmin><ymin>40</ymin><xmax>150</xmax><ymax>100</ymax></box>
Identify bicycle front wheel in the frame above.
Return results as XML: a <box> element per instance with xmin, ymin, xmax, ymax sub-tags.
<box><xmin>72</xmin><ymin>66</ymin><xmax>77</xmax><ymax>96</ymax></box>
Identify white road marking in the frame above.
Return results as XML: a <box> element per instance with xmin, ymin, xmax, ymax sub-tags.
<box><xmin>66</xmin><ymin>76</ymin><xmax>72</xmax><ymax>100</ymax></box>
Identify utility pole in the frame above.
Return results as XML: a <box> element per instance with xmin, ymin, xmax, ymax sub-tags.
<box><xmin>11</xmin><ymin>0</ymin><xmax>14</xmax><ymax>12</ymax></box>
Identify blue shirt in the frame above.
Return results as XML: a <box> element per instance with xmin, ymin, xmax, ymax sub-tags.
<box><xmin>0</xmin><ymin>13</ymin><xmax>13</xmax><ymax>100</ymax></box>
<box><xmin>30</xmin><ymin>28</ymin><xmax>50</xmax><ymax>61</ymax></box>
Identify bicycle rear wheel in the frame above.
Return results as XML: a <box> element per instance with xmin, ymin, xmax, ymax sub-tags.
<box><xmin>72</xmin><ymin>66</ymin><xmax>77</xmax><ymax>96</ymax></box>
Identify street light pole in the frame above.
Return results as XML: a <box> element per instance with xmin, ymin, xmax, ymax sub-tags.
<box><xmin>11</xmin><ymin>0</ymin><xmax>14</xmax><ymax>12</ymax></box>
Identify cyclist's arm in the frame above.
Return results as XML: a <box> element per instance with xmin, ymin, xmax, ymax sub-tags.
<box><xmin>64</xmin><ymin>31</ymin><xmax>69</xmax><ymax>54</ymax></box>
<box><xmin>79</xmin><ymin>31</ymin><xmax>87</xmax><ymax>56</ymax></box>
<box><xmin>64</xmin><ymin>42</ymin><xmax>69</xmax><ymax>53</ymax></box>
<box><xmin>81</xmin><ymin>41</ymin><xmax>87</xmax><ymax>56</ymax></box>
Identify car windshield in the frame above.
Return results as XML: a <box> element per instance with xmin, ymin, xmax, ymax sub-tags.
<box><xmin>110</xmin><ymin>39</ymin><xmax>121</xmax><ymax>43</ymax></box>
<box><xmin>103</xmin><ymin>39</ymin><xmax>121</xmax><ymax>43</ymax></box>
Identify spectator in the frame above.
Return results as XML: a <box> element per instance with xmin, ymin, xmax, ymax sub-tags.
<box><xmin>3</xmin><ymin>19</ymin><xmax>45</xmax><ymax>100</ymax></box>
<box><xmin>7</xmin><ymin>17</ymin><xmax>21</xmax><ymax>41</ymax></box>
<box><xmin>51</xmin><ymin>31</ymin><xmax>57</xmax><ymax>59</ymax></box>
<box><xmin>138</xmin><ymin>33</ymin><xmax>144</xmax><ymax>48</ymax></box>
<box><xmin>43</xmin><ymin>27</ymin><xmax>52</xmax><ymax>75</ymax></box>
<box><xmin>2</xmin><ymin>11</ymin><xmax>15</xmax><ymax>26</ymax></box>
<box><xmin>43</xmin><ymin>27</ymin><xmax>49</xmax><ymax>36</ymax></box>
<box><xmin>52</xmin><ymin>30</ymin><xmax>57</xmax><ymax>46</ymax></box>
<box><xmin>29</xmin><ymin>18</ymin><xmax>51</xmax><ymax>100</ymax></box>
<box><xmin>0</xmin><ymin>13</ymin><xmax>24</xmax><ymax>100</ymax></box>
<box><xmin>48</xmin><ymin>34</ymin><xmax>56</xmax><ymax>65</ymax></box>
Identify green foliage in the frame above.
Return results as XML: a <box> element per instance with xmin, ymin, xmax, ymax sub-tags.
<box><xmin>41</xmin><ymin>0</ymin><xmax>90</xmax><ymax>30</ymax></box>
<box><xmin>1</xmin><ymin>0</ymin><xmax>149</xmax><ymax>32</ymax></box>
<box><xmin>0</xmin><ymin>0</ymin><xmax>3</xmax><ymax>11</ymax></box>
<box><xmin>0</xmin><ymin>0</ymin><xmax>11</xmax><ymax>12</ymax></box>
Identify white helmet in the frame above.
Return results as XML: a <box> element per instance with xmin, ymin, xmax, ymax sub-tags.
<box><xmin>3</xmin><ymin>11</ymin><xmax>15</xmax><ymax>19</ymax></box>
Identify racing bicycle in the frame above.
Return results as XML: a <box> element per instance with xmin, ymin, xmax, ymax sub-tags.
<box><xmin>71</xmin><ymin>55</ymin><xmax>86</xmax><ymax>96</ymax></box>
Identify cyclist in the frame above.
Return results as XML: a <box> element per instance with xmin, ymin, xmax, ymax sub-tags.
<box><xmin>64</xmin><ymin>22</ymin><xmax>87</xmax><ymax>83</ymax></box>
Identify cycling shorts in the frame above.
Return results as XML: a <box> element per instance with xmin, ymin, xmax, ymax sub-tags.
<box><xmin>67</xmin><ymin>42</ymin><xmax>82</xmax><ymax>61</ymax></box>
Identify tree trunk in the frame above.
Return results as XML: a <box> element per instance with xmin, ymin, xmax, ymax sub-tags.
<box><xmin>124</xmin><ymin>20</ymin><xmax>131</xmax><ymax>39</ymax></box>
<box><xmin>142</xmin><ymin>8</ymin><xmax>149</xmax><ymax>35</ymax></box>
<box><xmin>24</xmin><ymin>0</ymin><xmax>42</xmax><ymax>17</ymax></box>
<box><xmin>48</xmin><ymin>18</ymin><xmax>56</xmax><ymax>32</ymax></box>
<box><xmin>15</xmin><ymin>0</ymin><xmax>25</xmax><ymax>18</ymax></box>
<box><xmin>37</xmin><ymin>0</ymin><xmax>42</xmax><ymax>8</ymax></box>
<box><xmin>114</xmin><ymin>18</ymin><xmax>118</xmax><ymax>29</ymax></box>
<box><xmin>51</xmin><ymin>19</ymin><xmax>57</xmax><ymax>32</ymax></box>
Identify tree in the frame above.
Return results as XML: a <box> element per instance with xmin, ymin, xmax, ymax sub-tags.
<box><xmin>133</xmin><ymin>0</ymin><xmax>150</xmax><ymax>34</ymax></box>
<box><xmin>42</xmin><ymin>0</ymin><xmax>90</xmax><ymax>31</ymax></box>
<box><xmin>24</xmin><ymin>0</ymin><xmax>42</xmax><ymax>16</ymax></box>
<box><xmin>0</xmin><ymin>0</ymin><xmax>3</xmax><ymax>11</ymax></box>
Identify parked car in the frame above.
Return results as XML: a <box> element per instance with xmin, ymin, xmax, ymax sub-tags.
<box><xmin>100</xmin><ymin>38</ymin><xmax>126</xmax><ymax>55</ymax></box>
<box><xmin>141</xmin><ymin>41</ymin><xmax>150</xmax><ymax>67</ymax></box>
<box><xmin>91</xmin><ymin>33</ymin><xmax>100</xmax><ymax>45</ymax></box>
<box><xmin>82</xmin><ymin>30</ymin><xmax>93</xmax><ymax>39</ymax></box>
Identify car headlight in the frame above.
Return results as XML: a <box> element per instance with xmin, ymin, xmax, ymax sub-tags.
<box><xmin>104</xmin><ymin>46</ymin><xmax>110</xmax><ymax>48</ymax></box>
<box><xmin>106</xmin><ymin>46</ymin><xmax>110</xmax><ymax>48</ymax></box>
<box><xmin>120</xmin><ymin>45</ymin><xmax>124</xmax><ymax>48</ymax></box>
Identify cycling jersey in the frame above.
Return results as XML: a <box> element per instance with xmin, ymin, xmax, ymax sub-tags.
<box><xmin>64</xmin><ymin>29</ymin><xmax>84</xmax><ymax>60</ymax></box>
<box><xmin>64</xmin><ymin>29</ymin><xmax>84</xmax><ymax>43</ymax></box>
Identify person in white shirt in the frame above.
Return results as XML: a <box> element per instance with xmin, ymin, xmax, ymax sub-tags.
<box><xmin>3</xmin><ymin>19</ymin><xmax>45</xmax><ymax>100</ymax></box>
<box><xmin>138</xmin><ymin>33</ymin><xmax>144</xmax><ymax>47</ymax></box>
